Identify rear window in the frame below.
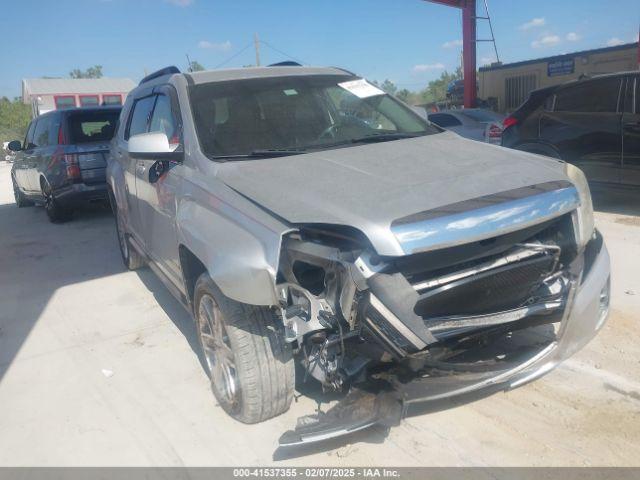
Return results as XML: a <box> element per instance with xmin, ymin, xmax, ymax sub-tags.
<box><xmin>458</xmin><ymin>109</ymin><xmax>502</xmax><ymax>123</ymax></box>
<box><xmin>554</xmin><ymin>78</ymin><xmax>622</xmax><ymax>113</ymax></box>
<box><xmin>67</xmin><ymin>110</ymin><xmax>121</xmax><ymax>144</ymax></box>
<box><xmin>428</xmin><ymin>113</ymin><xmax>462</xmax><ymax>128</ymax></box>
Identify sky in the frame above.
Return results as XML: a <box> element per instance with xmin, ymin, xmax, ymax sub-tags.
<box><xmin>0</xmin><ymin>0</ymin><xmax>638</xmax><ymax>98</ymax></box>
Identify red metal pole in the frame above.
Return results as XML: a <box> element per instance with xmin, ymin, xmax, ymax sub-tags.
<box><xmin>462</xmin><ymin>0</ymin><xmax>477</xmax><ymax>108</ymax></box>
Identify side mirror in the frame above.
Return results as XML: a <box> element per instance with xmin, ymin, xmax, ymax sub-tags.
<box><xmin>7</xmin><ymin>140</ymin><xmax>22</xmax><ymax>152</ymax></box>
<box><xmin>127</xmin><ymin>132</ymin><xmax>183</xmax><ymax>162</ymax></box>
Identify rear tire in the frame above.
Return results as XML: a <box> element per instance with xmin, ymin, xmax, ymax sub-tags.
<box><xmin>42</xmin><ymin>180</ymin><xmax>72</xmax><ymax>223</ymax></box>
<box><xmin>114</xmin><ymin>207</ymin><xmax>145</xmax><ymax>270</ymax></box>
<box><xmin>194</xmin><ymin>274</ymin><xmax>294</xmax><ymax>424</ymax></box>
<box><xmin>12</xmin><ymin>175</ymin><xmax>34</xmax><ymax>208</ymax></box>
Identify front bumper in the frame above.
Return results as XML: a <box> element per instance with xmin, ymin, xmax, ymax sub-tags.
<box><xmin>279</xmin><ymin>241</ymin><xmax>611</xmax><ymax>447</ymax></box>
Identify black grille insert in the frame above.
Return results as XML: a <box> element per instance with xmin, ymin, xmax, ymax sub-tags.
<box><xmin>415</xmin><ymin>254</ymin><xmax>556</xmax><ymax>319</ymax></box>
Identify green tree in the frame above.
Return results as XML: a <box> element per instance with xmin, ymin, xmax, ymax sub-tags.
<box><xmin>69</xmin><ymin>65</ymin><xmax>103</xmax><ymax>79</ymax></box>
<box><xmin>395</xmin><ymin>89</ymin><xmax>412</xmax><ymax>103</ymax></box>
<box><xmin>0</xmin><ymin>97</ymin><xmax>31</xmax><ymax>143</ymax></box>
<box><xmin>188</xmin><ymin>60</ymin><xmax>205</xmax><ymax>72</ymax></box>
<box><xmin>379</xmin><ymin>79</ymin><xmax>397</xmax><ymax>95</ymax></box>
<box><xmin>416</xmin><ymin>67</ymin><xmax>463</xmax><ymax>105</ymax></box>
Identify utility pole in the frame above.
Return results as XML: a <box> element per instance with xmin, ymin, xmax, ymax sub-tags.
<box><xmin>186</xmin><ymin>53</ymin><xmax>192</xmax><ymax>72</ymax></box>
<box><xmin>254</xmin><ymin>33</ymin><xmax>261</xmax><ymax>67</ymax></box>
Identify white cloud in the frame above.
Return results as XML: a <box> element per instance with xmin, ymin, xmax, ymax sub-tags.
<box><xmin>480</xmin><ymin>56</ymin><xmax>497</xmax><ymax>66</ymax></box>
<box><xmin>412</xmin><ymin>63</ymin><xmax>445</xmax><ymax>72</ymax></box>
<box><xmin>566</xmin><ymin>32</ymin><xmax>581</xmax><ymax>42</ymax></box>
<box><xmin>198</xmin><ymin>40</ymin><xmax>232</xmax><ymax>51</ymax></box>
<box><xmin>442</xmin><ymin>39</ymin><xmax>463</xmax><ymax>49</ymax></box>
<box><xmin>166</xmin><ymin>0</ymin><xmax>193</xmax><ymax>6</ymax></box>
<box><xmin>519</xmin><ymin>18</ymin><xmax>545</xmax><ymax>31</ymax></box>
<box><xmin>531</xmin><ymin>34</ymin><xmax>561</xmax><ymax>49</ymax></box>
<box><xmin>606</xmin><ymin>37</ymin><xmax>625</xmax><ymax>47</ymax></box>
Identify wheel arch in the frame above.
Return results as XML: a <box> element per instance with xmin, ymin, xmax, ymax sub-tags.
<box><xmin>175</xmin><ymin>191</ymin><xmax>291</xmax><ymax>308</ymax></box>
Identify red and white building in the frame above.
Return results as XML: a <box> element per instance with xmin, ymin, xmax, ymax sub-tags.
<box><xmin>22</xmin><ymin>77</ymin><xmax>136</xmax><ymax>117</ymax></box>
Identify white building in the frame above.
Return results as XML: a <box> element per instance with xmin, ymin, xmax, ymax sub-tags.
<box><xmin>22</xmin><ymin>77</ymin><xmax>136</xmax><ymax>117</ymax></box>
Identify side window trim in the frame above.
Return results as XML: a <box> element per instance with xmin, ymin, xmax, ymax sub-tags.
<box><xmin>150</xmin><ymin>85</ymin><xmax>184</xmax><ymax>143</ymax></box>
<box><xmin>125</xmin><ymin>93</ymin><xmax>157</xmax><ymax>140</ymax></box>
<box><xmin>23</xmin><ymin>121</ymin><xmax>36</xmax><ymax>150</ymax></box>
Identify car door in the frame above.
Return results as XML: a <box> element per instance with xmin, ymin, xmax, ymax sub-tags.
<box><xmin>13</xmin><ymin>121</ymin><xmax>36</xmax><ymax>191</ymax></box>
<box><xmin>135</xmin><ymin>87</ymin><xmax>183</xmax><ymax>285</ymax></box>
<box><xmin>122</xmin><ymin>93</ymin><xmax>157</xmax><ymax>244</ymax></box>
<box><xmin>540</xmin><ymin>77</ymin><xmax>623</xmax><ymax>184</ymax></box>
<box><xmin>27</xmin><ymin>114</ymin><xmax>53</xmax><ymax>191</ymax></box>
<box><xmin>622</xmin><ymin>75</ymin><xmax>640</xmax><ymax>186</ymax></box>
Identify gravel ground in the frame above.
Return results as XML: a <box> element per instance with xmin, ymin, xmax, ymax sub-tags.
<box><xmin>0</xmin><ymin>161</ymin><xmax>638</xmax><ymax>466</ymax></box>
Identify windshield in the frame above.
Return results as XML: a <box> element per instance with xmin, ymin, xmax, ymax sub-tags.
<box><xmin>189</xmin><ymin>74</ymin><xmax>439</xmax><ymax>158</ymax></box>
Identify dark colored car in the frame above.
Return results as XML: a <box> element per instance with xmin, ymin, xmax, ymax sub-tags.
<box><xmin>502</xmin><ymin>72</ymin><xmax>640</xmax><ymax>186</ymax></box>
<box><xmin>9</xmin><ymin>106</ymin><xmax>121</xmax><ymax>222</ymax></box>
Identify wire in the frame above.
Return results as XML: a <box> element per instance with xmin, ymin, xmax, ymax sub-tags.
<box><xmin>259</xmin><ymin>40</ymin><xmax>307</xmax><ymax>65</ymax></box>
<box><xmin>213</xmin><ymin>42</ymin><xmax>254</xmax><ymax>69</ymax></box>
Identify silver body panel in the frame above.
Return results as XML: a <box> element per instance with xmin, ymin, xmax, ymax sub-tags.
<box><xmin>109</xmin><ymin>67</ymin><xmax>588</xmax><ymax>305</ymax></box>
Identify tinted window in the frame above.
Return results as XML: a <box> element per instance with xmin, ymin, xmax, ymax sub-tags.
<box><xmin>623</xmin><ymin>78</ymin><xmax>635</xmax><ymax>114</ymax></box>
<box><xmin>32</xmin><ymin>115</ymin><xmax>53</xmax><ymax>147</ymax></box>
<box><xmin>68</xmin><ymin>110</ymin><xmax>121</xmax><ymax>144</ymax></box>
<box><xmin>149</xmin><ymin>94</ymin><xmax>179</xmax><ymax>142</ymax></box>
<box><xmin>555</xmin><ymin>78</ymin><xmax>621</xmax><ymax>113</ymax></box>
<box><xmin>80</xmin><ymin>95</ymin><xmax>99</xmax><ymax>107</ymax></box>
<box><xmin>23</xmin><ymin>121</ymin><xmax>36</xmax><ymax>149</ymax></box>
<box><xmin>55</xmin><ymin>96</ymin><xmax>76</xmax><ymax>109</ymax></box>
<box><xmin>103</xmin><ymin>94</ymin><xmax>122</xmax><ymax>106</ymax></box>
<box><xmin>126</xmin><ymin>96</ymin><xmax>156</xmax><ymax>139</ymax></box>
<box><xmin>458</xmin><ymin>109</ymin><xmax>501</xmax><ymax>123</ymax></box>
<box><xmin>428</xmin><ymin>113</ymin><xmax>462</xmax><ymax>127</ymax></box>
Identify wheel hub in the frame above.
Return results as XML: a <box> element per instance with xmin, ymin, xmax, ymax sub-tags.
<box><xmin>198</xmin><ymin>295</ymin><xmax>239</xmax><ymax>408</ymax></box>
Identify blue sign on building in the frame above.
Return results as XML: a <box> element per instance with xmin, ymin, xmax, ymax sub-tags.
<box><xmin>548</xmin><ymin>59</ymin><xmax>575</xmax><ymax>77</ymax></box>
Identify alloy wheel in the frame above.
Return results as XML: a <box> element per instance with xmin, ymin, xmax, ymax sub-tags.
<box><xmin>197</xmin><ymin>294</ymin><xmax>240</xmax><ymax>410</ymax></box>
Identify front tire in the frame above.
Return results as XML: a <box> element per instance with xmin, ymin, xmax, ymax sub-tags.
<box><xmin>194</xmin><ymin>274</ymin><xmax>294</xmax><ymax>423</ymax></box>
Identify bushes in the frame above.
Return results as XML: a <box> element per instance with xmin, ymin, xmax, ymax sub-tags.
<box><xmin>0</xmin><ymin>97</ymin><xmax>31</xmax><ymax>143</ymax></box>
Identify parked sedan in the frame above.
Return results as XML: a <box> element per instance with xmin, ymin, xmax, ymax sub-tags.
<box><xmin>8</xmin><ymin>106</ymin><xmax>121</xmax><ymax>222</ymax></box>
<box><xmin>502</xmin><ymin>71</ymin><xmax>639</xmax><ymax>186</ymax></box>
<box><xmin>423</xmin><ymin>108</ymin><xmax>505</xmax><ymax>144</ymax></box>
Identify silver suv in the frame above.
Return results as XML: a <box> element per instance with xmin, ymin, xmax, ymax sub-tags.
<box><xmin>107</xmin><ymin>65</ymin><xmax>610</xmax><ymax>446</ymax></box>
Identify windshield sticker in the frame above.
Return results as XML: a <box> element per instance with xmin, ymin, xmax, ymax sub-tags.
<box><xmin>283</xmin><ymin>89</ymin><xmax>298</xmax><ymax>96</ymax></box>
<box><xmin>338</xmin><ymin>79</ymin><xmax>385</xmax><ymax>99</ymax></box>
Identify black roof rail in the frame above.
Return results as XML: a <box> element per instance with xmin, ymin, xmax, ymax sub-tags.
<box><xmin>139</xmin><ymin>66</ymin><xmax>181</xmax><ymax>85</ymax></box>
<box><xmin>268</xmin><ymin>61</ymin><xmax>302</xmax><ymax>67</ymax></box>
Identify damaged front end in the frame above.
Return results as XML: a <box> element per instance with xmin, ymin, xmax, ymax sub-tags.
<box><xmin>275</xmin><ymin>180</ymin><xmax>610</xmax><ymax>447</ymax></box>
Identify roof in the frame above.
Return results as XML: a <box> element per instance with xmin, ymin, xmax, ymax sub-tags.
<box><xmin>22</xmin><ymin>77</ymin><xmax>136</xmax><ymax>95</ymax></box>
<box><xmin>479</xmin><ymin>42</ymin><xmax>639</xmax><ymax>72</ymax></box>
<box><xmin>185</xmin><ymin>66</ymin><xmax>353</xmax><ymax>85</ymax></box>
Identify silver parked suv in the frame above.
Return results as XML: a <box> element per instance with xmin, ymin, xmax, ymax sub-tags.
<box><xmin>107</xmin><ymin>65</ymin><xmax>611</xmax><ymax>445</ymax></box>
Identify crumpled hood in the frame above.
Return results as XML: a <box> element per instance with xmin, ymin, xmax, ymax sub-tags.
<box><xmin>216</xmin><ymin>132</ymin><xmax>569</xmax><ymax>255</ymax></box>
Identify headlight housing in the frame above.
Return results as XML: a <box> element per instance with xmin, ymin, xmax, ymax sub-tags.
<box><xmin>565</xmin><ymin>163</ymin><xmax>595</xmax><ymax>249</ymax></box>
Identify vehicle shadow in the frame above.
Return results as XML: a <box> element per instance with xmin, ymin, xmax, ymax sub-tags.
<box><xmin>591</xmin><ymin>183</ymin><xmax>640</xmax><ymax>217</ymax></box>
<box><xmin>133</xmin><ymin>267</ymin><xmax>206</xmax><ymax>372</ymax></box>
<box><xmin>0</xmin><ymin>201</ymin><xmax>122</xmax><ymax>381</ymax></box>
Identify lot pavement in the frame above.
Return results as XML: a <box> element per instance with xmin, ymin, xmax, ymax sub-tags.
<box><xmin>0</xmin><ymin>161</ymin><xmax>639</xmax><ymax>466</ymax></box>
